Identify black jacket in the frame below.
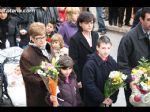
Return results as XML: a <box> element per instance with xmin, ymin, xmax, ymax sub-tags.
<box><xmin>117</xmin><ymin>23</ymin><xmax>150</xmax><ymax>83</ymax></box>
<box><xmin>69</xmin><ymin>31</ymin><xmax>99</xmax><ymax>82</ymax></box>
<box><xmin>34</xmin><ymin>7</ymin><xmax>60</xmax><ymax>32</ymax></box>
<box><xmin>0</xmin><ymin>16</ymin><xmax>18</xmax><ymax>49</ymax></box>
<box><xmin>11</xmin><ymin>7</ymin><xmax>34</xmax><ymax>47</ymax></box>
<box><xmin>82</xmin><ymin>53</ymin><xmax>118</xmax><ymax>106</ymax></box>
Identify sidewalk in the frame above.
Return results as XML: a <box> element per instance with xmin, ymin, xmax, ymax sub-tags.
<box><xmin>89</xmin><ymin>7</ymin><xmax>133</xmax><ymax>33</ymax></box>
<box><xmin>105</xmin><ymin>21</ymin><xmax>131</xmax><ymax>33</ymax></box>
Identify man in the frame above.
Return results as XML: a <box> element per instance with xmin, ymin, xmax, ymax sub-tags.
<box><xmin>117</xmin><ymin>7</ymin><xmax>150</xmax><ymax>107</ymax></box>
<box><xmin>34</xmin><ymin>7</ymin><xmax>60</xmax><ymax>32</ymax></box>
<box><xmin>96</xmin><ymin>7</ymin><xmax>107</xmax><ymax>35</ymax></box>
<box><xmin>20</xmin><ymin>22</ymin><xmax>51</xmax><ymax>106</ymax></box>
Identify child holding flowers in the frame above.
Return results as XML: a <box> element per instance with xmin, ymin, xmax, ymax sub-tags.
<box><xmin>50</xmin><ymin>55</ymin><xmax>82</xmax><ymax>106</ymax></box>
<box><xmin>82</xmin><ymin>36</ymin><xmax>119</xmax><ymax>106</ymax></box>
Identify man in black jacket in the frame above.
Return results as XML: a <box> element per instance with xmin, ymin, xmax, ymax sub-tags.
<box><xmin>34</xmin><ymin>7</ymin><xmax>60</xmax><ymax>32</ymax></box>
<box><xmin>117</xmin><ymin>7</ymin><xmax>150</xmax><ymax>107</ymax></box>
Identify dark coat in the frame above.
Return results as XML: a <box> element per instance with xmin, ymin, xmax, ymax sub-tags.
<box><xmin>20</xmin><ymin>43</ymin><xmax>51</xmax><ymax>106</ymax></box>
<box><xmin>82</xmin><ymin>53</ymin><xmax>118</xmax><ymax>106</ymax></box>
<box><xmin>131</xmin><ymin>8</ymin><xmax>142</xmax><ymax>29</ymax></box>
<box><xmin>57</xmin><ymin>72</ymin><xmax>82</xmax><ymax>106</ymax></box>
<box><xmin>11</xmin><ymin>7</ymin><xmax>34</xmax><ymax>48</ymax></box>
<box><xmin>0</xmin><ymin>16</ymin><xmax>18</xmax><ymax>49</ymax></box>
<box><xmin>117</xmin><ymin>23</ymin><xmax>150</xmax><ymax>83</ymax></box>
<box><xmin>34</xmin><ymin>7</ymin><xmax>60</xmax><ymax>32</ymax></box>
<box><xmin>69</xmin><ymin>31</ymin><xmax>99</xmax><ymax>82</ymax></box>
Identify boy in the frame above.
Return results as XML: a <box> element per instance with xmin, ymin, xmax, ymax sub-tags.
<box><xmin>46</xmin><ymin>21</ymin><xmax>56</xmax><ymax>43</ymax></box>
<box><xmin>82</xmin><ymin>36</ymin><xmax>118</xmax><ymax>106</ymax></box>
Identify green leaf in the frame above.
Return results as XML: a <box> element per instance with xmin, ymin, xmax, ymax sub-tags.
<box><xmin>30</xmin><ymin>66</ymin><xmax>41</xmax><ymax>73</ymax></box>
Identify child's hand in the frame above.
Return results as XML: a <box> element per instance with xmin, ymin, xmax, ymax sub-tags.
<box><xmin>102</xmin><ymin>98</ymin><xmax>113</xmax><ymax>106</ymax></box>
<box><xmin>50</xmin><ymin>95</ymin><xmax>59</xmax><ymax>107</ymax></box>
<box><xmin>77</xmin><ymin>82</ymin><xmax>82</xmax><ymax>88</ymax></box>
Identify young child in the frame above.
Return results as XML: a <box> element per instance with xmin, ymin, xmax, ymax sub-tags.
<box><xmin>58</xmin><ymin>7</ymin><xmax>80</xmax><ymax>48</ymax></box>
<box><xmin>46</xmin><ymin>21</ymin><xmax>56</xmax><ymax>43</ymax></box>
<box><xmin>82</xmin><ymin>36</ymin><xmax>119</xmax><ymax>106</ymax></box>
<box><xmin>7</xmin><ymin>65</ymin><xmax>24</xmax><ymax>87</ymax></box>
<box><xmin>51</xmin><ymin>33</ymin><xmax>68</xmax><ymax>60</ymax></box>
<box><xmin>50</xmin><ymin>55</ymin><xmax>82</xmax><ymax>106</ymax></box>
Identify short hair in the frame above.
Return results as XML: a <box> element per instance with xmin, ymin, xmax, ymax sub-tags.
<box><xmin>97</xmin><ymin>35</ymin><xmax>112</xmax><ymax>47</ymax></box>
<box><xmin>29</xmin><ymin>22</ymin><xmax>46</xmax><ymax>38</ymax></box>
<box><xmin>65</xmin><ymin>7</ymin><xmax>80</xmax><ymax>21</ymax></box>
<box><xmin>58</xmin><ymin>55</ymin><xmax>74</xmax><ymax>68</ymax></box>
<box><xmin>51</xmin><ymin>33</ymin><xmax>64</xmax><ymax>48</ymax></box>
<box><xmin>46</xmin><ymin>20</ymin><xmax>57</xmax><ymax>30</ymax></box>
<box><xmin>141</xmin><ymin>7</ymin><xmax>150</xmax><ymax>20</ymax></box>
<box><xmin>77</xmin><ymin>11</ymin><xmax>96</xmax><ymax>31</ymax></box>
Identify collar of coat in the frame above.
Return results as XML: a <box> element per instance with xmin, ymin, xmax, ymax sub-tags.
<box><xmin>79</xmin><ymin>31</ymin><xmax>98</xmax><ymax>52</ymax></box>
<box><xmin>136</xmin><ymin>23</ymin><xmax>149</xmax><ymax>40</ymax></box>
<box><xmin>29</xmin><ymin>42</ymin><xmax>51</xmax><ymax>54</ymax></box>
<box><xmin>87</xmin><ymin>52</ymin><xmax>112</xmax><ymax>66</ymax></box>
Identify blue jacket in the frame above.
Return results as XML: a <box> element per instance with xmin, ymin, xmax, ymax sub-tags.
<box><xmin>82</xmin><ymin>52</ymin><xmax>118</xmax><ymax>106</ymax></box>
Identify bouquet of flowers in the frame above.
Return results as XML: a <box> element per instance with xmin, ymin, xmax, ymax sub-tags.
<box><xmin>130</xmin><ymin>57</ymin><xmax>150</xmax><ymax>106</ymax></box>
<box><xmin>104</xmin><ymin>71</ymin><xmax>127</xmax><ymax>98</ymax></box>
<box><xmin>31</xmin><ymin>58</ymin><xmax>60</xmax><ymax>106</ymax></box>
<box><xmin>100</xmin><ymin>71</ymin><xmax>127</xmax><ymax>107</ymax></box>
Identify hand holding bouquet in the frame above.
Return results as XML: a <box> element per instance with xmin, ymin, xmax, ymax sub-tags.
<box><xmin>101</xmin><ymin>71</ymin><xmax>127</xmax><ymax>107</ymax></box>
<box><xmin>31</xmin><ymin>58</ymin><xmax>60</xmax><ymax>107</ymax></box>
<box><xmin>104</xmin><ymin>71</ymin><xmax>127</xmax><ymax>98</ymax></box>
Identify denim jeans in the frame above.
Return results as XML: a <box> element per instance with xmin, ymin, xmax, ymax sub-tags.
<box><xmin>96</xmin><ymin>7</ymin><xmax>107</xmax><ymax>32</ymax></box>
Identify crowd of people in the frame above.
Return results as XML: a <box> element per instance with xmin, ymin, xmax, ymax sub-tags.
<box><xmin>0</xmin><ymin>7</ymin><xmax>150</xmax><ymax>107</ymax></box>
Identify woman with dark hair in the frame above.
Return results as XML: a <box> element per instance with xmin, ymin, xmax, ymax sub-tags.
<box><xmin>0</xmin><ymin>7</ymin><xmax>18</xmax><ymax>49</ymax></box>
<box><xmin>69</xmin><ymin>11</ymin><xmax>99</xmax><ymax>100</ymax></box>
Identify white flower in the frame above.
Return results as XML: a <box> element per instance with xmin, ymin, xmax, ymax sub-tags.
<box><xmin>37</xmin><ymin>69</ymin><xmax>44</xmax><ymax>75</ymax></box>
<box><xmin>109</xmin><ymin>71</ymin><xmax>117</xmax><ymax>78</ymax></box>
<box><xmin>41</xmin><ymin>61</ymin><xmax>46</xmax><ymax>69</ymax></box>
<box><xmin>121</xmin><ymin>74</ymin><xmax>127</xmax><ymax>80</ymax></box>
<box><xmin>42</xmin><ymin>73</ymin><xmax>47</xmax><ymax>76</ymax></box>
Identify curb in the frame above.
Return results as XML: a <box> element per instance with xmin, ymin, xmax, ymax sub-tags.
<box><xmin>105</xmin><ymin>21</ymin><xmax>131</xmax><ymax>33</ymax></box>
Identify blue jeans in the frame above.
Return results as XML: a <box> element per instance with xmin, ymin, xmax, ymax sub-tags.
<box><xmin>96</xmin><ymin>7</ymin><xmax>107</xmax><ymax>32</ymax></box>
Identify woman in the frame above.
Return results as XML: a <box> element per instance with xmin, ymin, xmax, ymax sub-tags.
<box><xmin>0</xmin><ymin>7</ymin><xmax>18</xmax><ymax>49</ymax></box>
<box><xmin>20</xmin><ymin>22</ymin><xmax>52</xmax><ymax>106</ymax></box>
<box><xmin>69</xmin><ymin>11</ymin><xmax>99</xmax><ymax>100</ymax></box>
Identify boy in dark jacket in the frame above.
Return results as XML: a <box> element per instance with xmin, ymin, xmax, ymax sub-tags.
<box><xmin>50</xmin><ymin>55</ymin><xmax>82</xmax><ymax>106</ymax></box>
<box><xmin>82</xmin><ymin>36</ymin><xmax>118</xmax><ymax>106</ymax></box>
